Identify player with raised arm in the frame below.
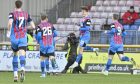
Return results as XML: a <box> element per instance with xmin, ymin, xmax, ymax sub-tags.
<box><xmin>7</xmin><ymin>0</ymin><xmax>35</xmax><ymax>82</ymax></box>
<box><xmin>102</xmin><ymin>14</ymin><xmax>136</xmax><ymax>76</ymax></box>
<box><xmin>70</xmin><ymin>6</ymin><xmax>92</xmax><ymax>68</ymax></box>
<box><xmin>35</xmin><ymin>14</ymin><xmax>58</xmax><ymax>77</ymax></box>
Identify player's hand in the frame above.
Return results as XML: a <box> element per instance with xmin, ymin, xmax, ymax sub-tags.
<box><xmin>7</xmin><ymin>31</ymin><xmax>11</xmax><ymax>38</ymax></box>
<box><xmin>104</xmin><ymin>30</ymin><xmax>108</xmax><ymax>34</ymax></box>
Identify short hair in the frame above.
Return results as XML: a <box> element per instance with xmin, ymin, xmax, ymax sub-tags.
<box><xmin>15</xmin><ymin>0</ymin><xmax>22</xmax><ymax>8</ymax></box>
<box><xmin>113</xmin><ymin>14</ymin><xmax>119</xmax><ymax>20</ymax></box>
<box><xmin>81</xmin><ymin>6</ymin><xmax>89</xmax><ymax>12</ymax></box>
<box><xmin>40</xmin><ymin>13</ymin><xmax>48</xmax><ymax>20</ymax></box>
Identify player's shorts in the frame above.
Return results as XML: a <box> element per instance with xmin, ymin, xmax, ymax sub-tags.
<box><xmin>108</xmin><ymin>44</ymin><xmax>124</xmax><ymax>55</ymax></box>
<box><xmin>10</xmin><ymin>36</ymin><xmax>27</xmax><ymax>52</ymax></box>
<box><xmin>40</xmin><ymin>45</ymin><xmax>55</xmax><ymax>57</ymax></box>
<box><xmin>79</xmin><ymin>34</ymin><xmax>90</xmax><ymax>47</ymax></box>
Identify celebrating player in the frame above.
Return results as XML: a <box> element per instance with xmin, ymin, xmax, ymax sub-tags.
<box><xmin>70</xmin><ymin>6</ymin><xmax>91</xmax><ymax>68</ymax></box>
<box><xmin>102</xmin><ymin>14</ymin><xmax>136</xmax><ymax>76</ymax></box>
<box><xmin>35</xmin><ymin>14</ymin><xmax>58</xmax><ymax>77</ymax></box>
<box><xmin>7</xmin><ymin>0</ymin><xmax>35</xmax><ymax>82</ymax></box>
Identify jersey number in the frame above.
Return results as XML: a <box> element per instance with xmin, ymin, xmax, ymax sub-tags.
<box><xmin>42</xmin><ymin>27</ymin><xmax>52</xmax><ymax>36</ymax></box>
<box><xmin>19</xmin><ymin>17</ymin><xmax>24</xmax><ymax>27</ymax></box>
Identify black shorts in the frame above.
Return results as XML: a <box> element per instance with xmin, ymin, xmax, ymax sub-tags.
<box><xmin>12</xmin><ymin>46</ymin><xmax>27</xmax><ymax>52</ymax></box>
<box><xmin>40</xmin><ymin>51</ymin><xmax>55</xmax><ymax>57</ymax></box>
<box><xmin>109</xmin><ymin>50</ymin><xmax>124</xmax><ymax>55</ymax></box>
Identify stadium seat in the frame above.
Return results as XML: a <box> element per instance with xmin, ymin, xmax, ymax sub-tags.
<box><xmin>108</xmin><ymin>13</ymin><xmax>113</xmax><ymax>18</ymax></box>
<box><xmin>105</xmin><ymin>6</ymin><xmax>113</xmax><ymax>12</ymax></box>
<box><xmin>107</xmin><ymin>18</ymin><xmax>113</xmax><ymax>25</ymax></box>
<box><xmin>88</xmin><ymin>12</ymin><xmax>94</xmax><ymax>18</ymax></box>
<box><xmin>123</xmin><ymin>25</ymin><xmax>130</xmax><ymax>30</ymax></box>
<box><xmin>134</xmin><ymin>7</ymin><xmax>139</xmax><ymax>12</ymax></box>
<box><xmin>134</xmin><ymin>0</ymin><xmax>140</xmax><ymax>6</ymax></box>
<box><xmin>121</xmin><ymin>6</ymin><xmax>129</xmax><ymax>13</ymax></box>
<box><xmin>57</xmin><ymin>18</ymin><xmax>65</xmax><ymax>24</ymax></box>
<box><xmin>113</xmin><ymin>6</ymin><xmax>121</xmax><ymax>12</ymax></box>
<box><xmin>126</xmin><ymin>0</ymin><xmax>134</xmax><ymax>6</ymax></box>
<box><xmin>97</xmin><ymin>6</ymin><xmax>104</xmax><ymax>12</ymax></box>
<box><xmin>77</xmin><ymin>12</ymin><xmax>83</xmax><ymax>18</ymax></box>
<box><xmin>96</xmin><ymin>0</ymin><xmax>103</xmax><ymax>6</ymax></box>
<box><xmin>66</xmin><ymin>25</ymin><xmax>74</xmax><ymax>31</ymax></box>
<box><xmin>71</xmin><ymin>18</ymin><xmax>80</xmax><ymax>24</ymax></box>
<box><xmin>110</xmin><ymin>0</ymin><xmax>118</xmax><ymax>6</ymax></box>
<box><xmin>94</xmin><ymin>19</ymin><xmax>105</xmax><ymax>25</ymax></box>
<box><xmin>90</xmin><ymin>6</ymin><xmax>98</xmax><ymax>12</ymax></box>
<box><xmin>70</xmin><ymin>12</ymin><xmax>78</xmax><ymax>18</ymax></box>
<box><xmin>130</xmin><ymin>25</ymin><xmax>139</xmax><ymax>30</ymax></box>
<box><xmin>134</xmin><ymin>19</ymin><xmax>140</xmax><ymax>25</ymax></box>
<box><xmin>100</xmin><ymin>12</ymin><xmax>108</xmax><ymax>18</ymax></box>
<box><xmin>53</xmin><ymin>24</ymin><xmax>59</xmax><ymax>29</ymax></box>
<box><xmin>58</xmin><ymin>24</ymin><xmax>66</xmax><ymax>31</ymax></box>
<box><xmin>74</xmin><ymin>25</ymin><xmax>80</xmax><ymax>31</ymax></box>
<box><xmin>118</xmin><ymin>0</ymin><xmax>126</xmax><ymax>6</ymax></box>
<box><xmin>93</xmin><ymin>12</ymin><xmax>100</xmax><ymax>18</ymax></box>
<box><xmin>103</xmin><ymin>0</ymin><xmax>110</xmax><ymax>6</ymax></box>
<box><xmin>64</xmin><ymin>18</ymin><xmax>72</xmax><ymax>24</ymax></box>
<box><xmin>94</xmin><ymin>24</ymin><xmax>102</xmax><ymax>30</ymax></box>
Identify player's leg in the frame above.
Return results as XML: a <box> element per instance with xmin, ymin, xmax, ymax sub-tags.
<box><xmin>45</xmin><ymin>57</ymin><xmax>49</xmax><ymax>74</ymax></box>
<box><xmin>62</xmin><ymin>56</ymin><xmax>76</xmax><ymax>73</ymax></box>
<box><xmin>18</xmin><ymin>37</ymin><xmax>27</xmax><ymax>82</ymax></box>
<box><xmin>40</xmin><ymin>51</ymin><xmax>46</xmax><ymax>77</ymax></box>
<box><xmin>12</xmin><ymin>49</ymin><xmax>19</xmax><ymax>82</ymax></box>
<box><xmin>70</xmin><ymin>40</ymin><xmax>85</xmax><ymax>68</ymax></box>
<box><xmin>102</xmin><ymin>49</ymin><xmax>115</xmax><ymax>75</ymax></box>
<box><xmin>11</xmin><ymin>40</ymin><xmax>19</xmax><ymax>82</ymax></box>
<box><xmin>117</xmin><ymin>47</ymin><xmax>136</xmax><ymax>66</ymax></box>
<box><xmin>18</xmin><ymin>46</ymin><xmax>26</xmax><ymax>82</ymax></box>
<box><xmin>48</xmin><ymin>46</ymin><xmax>58</xmax><ymax>74</ymax></box>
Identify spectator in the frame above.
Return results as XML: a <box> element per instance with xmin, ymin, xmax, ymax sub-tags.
<box><xmin>122</xmin><ymin>6</ymin><xmax>139</xmax><ymax>25</ymax></box>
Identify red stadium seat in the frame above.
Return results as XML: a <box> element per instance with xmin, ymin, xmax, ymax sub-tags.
<box><xmin>57</xmin><ymin>18</ymin><xmax>65</xmax><ymax>24</ymax></box>
<box><xmin>96</xmin><ymin>0</ymin><xmax>104</xmax><ymax>6</ymax></box>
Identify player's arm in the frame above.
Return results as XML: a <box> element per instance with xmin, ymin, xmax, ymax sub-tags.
<box><xmin>122</xmin><ymin>28</ymin><xmax>127</xmax><ymax>37</ymax></box>
<box><xmin>27</xmin><ymin>14</ymin><xmax>35</xmax><ymax>29</ymax></box>
<box><xmin>79</xmin><ymin>19</ymin><xmax>91</xmax><ymax>31</ymax></box>
<box><xmin>52</xmin><ymin>27</ymin><xmax>58</xmax><ymax>37</ymax></box>
<box><xmin>7</xmin><ymin>13</ymin><xmax>14</xmax><ymax>38</ymax></box>
<box><xmin>106</xmin><ymin>24</ymin><xmax>117</xmax><ymax>34</ymax></box>
<box><xmin>35</xmin><ymin>26</ymin><xmax>42</xmax><ymax>43</ymax></box>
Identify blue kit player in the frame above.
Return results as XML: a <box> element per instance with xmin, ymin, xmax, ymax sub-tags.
<box><xmin>7</xmin><ymin>0</ymin><xmax>35</xmax><ymax>82</ymax></box>
<box><xmin>102</xmin><ymin>14</ymin><xmax>136</xmax><ymax>75</ymax></box>
<box><xmin>70</xmin><ymin>6</ymin><xmax>91</xmax><ymax>68</ymax></box>
<box><xmin>35</xmin><ymin>14</ymin><xmax>58</xmax><ymax>77</ymax></box>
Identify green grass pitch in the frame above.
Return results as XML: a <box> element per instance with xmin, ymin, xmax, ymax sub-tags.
<box><xmin>0</xmin><ymin>72</ymin><xmax>140</xmax><ymax>84</ymax></box>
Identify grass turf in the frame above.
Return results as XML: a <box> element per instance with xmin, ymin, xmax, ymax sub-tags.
<box><xmin>0</xmin><ymin>72</ymin><xmax>140</xmax><ymax>84</ymax></box>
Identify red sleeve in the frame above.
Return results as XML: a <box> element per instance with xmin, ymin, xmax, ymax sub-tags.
<box><xmin>122</xmin><ymin>12</ymin><xmax>129</xmax><ymax>20</ymax></box>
